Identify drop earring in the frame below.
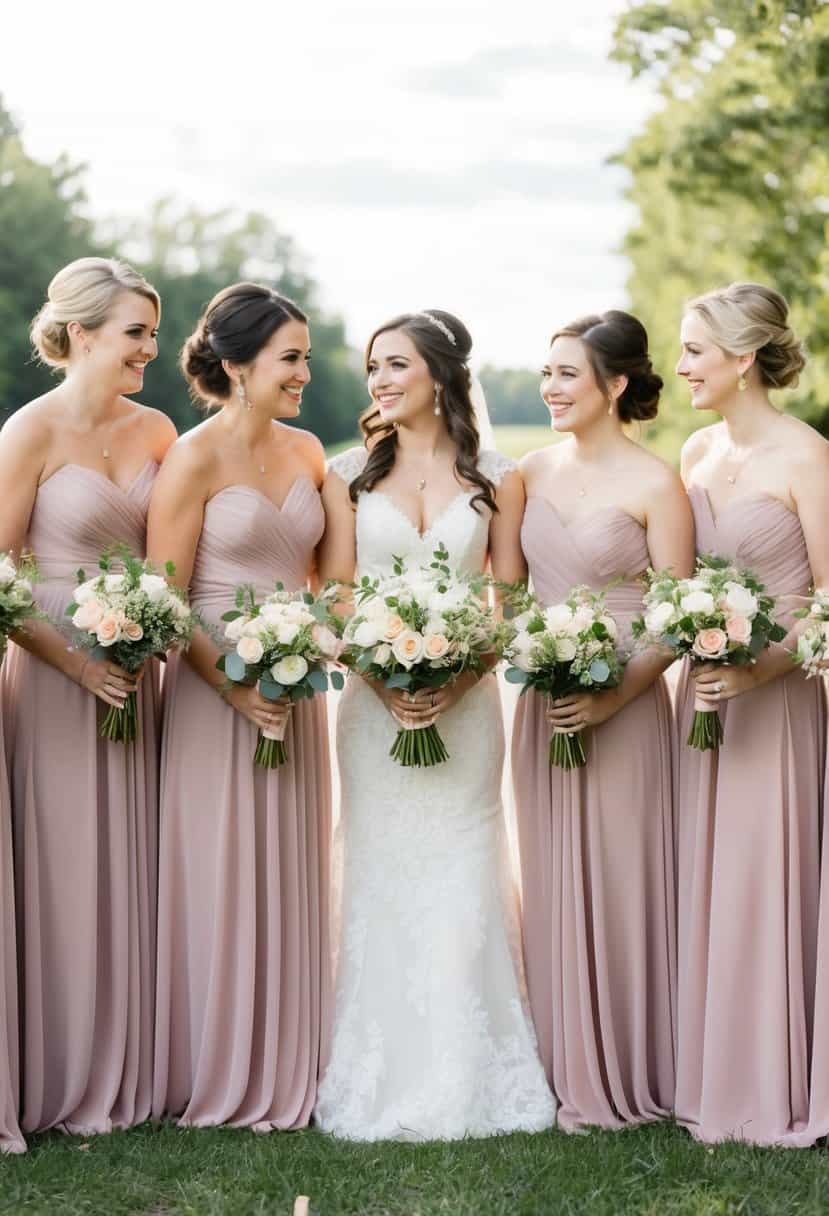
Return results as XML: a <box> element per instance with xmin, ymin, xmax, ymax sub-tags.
<box><xmin>607</xmin><ymin>397</ymin><xmax>614</xmax><ymax>416</ymax></box>
<box><xmin>434</xmin><ymin>384</ymin><xmax>442</xmax><ymax>416</ymax></box>
<box><xmin>737</xmin><ymin>374</ymin><xmax>747</xmax><ymax>392</ymax></box>
<box><xmin>237</xmin><ymin>378</ymin><xmax>253</xmax><ymax>411</ymax></box>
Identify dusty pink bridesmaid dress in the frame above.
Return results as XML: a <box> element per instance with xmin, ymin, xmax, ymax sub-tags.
<box><xmin>0</xmin><ymin>697</ymin><xmax>24</xmax><ymax>1154</ymax></box>
<box><xmin>2</xmin><ymin>462</ymin><xmax>160</xmax><ymax>1134</ymax></box>
<box><xmin>674</xmin><ymin>488</ymin><xmax>825</xmax><ymax>1146</ymax></box>
<box><xmin>512</xmin><ymin>499</ymin><xmax>676</xmax><ymax>1131</ymax></box>
<box><xmin>152</xmin><ymin>479</ymin><xmax>331</xmax><ymax>1130</ymax></box>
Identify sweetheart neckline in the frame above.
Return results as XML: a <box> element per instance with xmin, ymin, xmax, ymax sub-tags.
<box><xmin>39</xmin><ymin>459</ymin><xmax>157</xmax><ymax>497</ymax></box>
<box><xmin>364</xmin><ymin>489</ymin><xmax>477</xmax><ymax>540</ymax></box>
<box><xmin>206</xmin><ymin>476</ymin><xmax>318</xmax><ymax>514</ymax></box>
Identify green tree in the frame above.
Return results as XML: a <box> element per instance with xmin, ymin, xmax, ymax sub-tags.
<box><xmin>478</xmin><ymin>364</ymin><xmax>544</xmax><ymax>426</ymax></box>
<box><xmin>613</xmin><ymin>0</ymin><xmax>829</xmax><ymax>449</ymax></box>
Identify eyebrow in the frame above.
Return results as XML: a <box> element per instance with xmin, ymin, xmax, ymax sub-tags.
<box><xmin>280</xmin><ymin>347</ymin><xmax>310</xmax><ymax>355</ymax></box>
<box><xmin>370</xmin><ymin>353</ymin><xmax>410</xmax><ymax>362</ymax></box>
<box><xmin>557</xmin><ymin>363</ymin><xmax>579</xmax><ymax>372</ymax></box>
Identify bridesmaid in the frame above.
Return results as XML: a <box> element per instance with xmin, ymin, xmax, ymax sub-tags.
<box><xmin>0</xmin><ymin>690</ymin><xmax>24</xmax><ymax>1154</ymax></box>
<box><xmin>0</xmin><ymin>257</ymin><xmax>175</xmax><ymax>1134</ymax></box>
<box><xmin>674</xmin><ymin>282</ymin><xmax>829</xmax><ymax>1146</ymax></box>
<box><xmin>513</xmin><ymin>310</ymin><xmax>694</xmax><ymax>1131</ymax></box>
<box><xmin>149</xmin><ymin>283</ymin><xmax>331</xmax><ymax>1131</ymax></box>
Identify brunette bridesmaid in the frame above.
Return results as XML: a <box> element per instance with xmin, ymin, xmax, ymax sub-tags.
<box><xmin>513</xmin><ymin>310</ymin><xmax>694</xmax><ymax>1130</ymax></box>
<box><xmin>0</xmin><ymin>257</ymin><xmax>175</xmax><ymax>1134</ymax></box>
<box><xmin>149</xmin><ymin>283</ymin><xmax>331</xmax><ymax>1131</ymax></box>
<box><xmin>674</xmin><ymin>283</ymin><xmax>828</xmax><ymax>1146</ymax></box>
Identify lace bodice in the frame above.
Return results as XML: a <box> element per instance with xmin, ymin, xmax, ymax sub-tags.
<box><xmin>328</xmin><ymin>446</ymin><xmax>516</xmax><ymax>579</ymax></box>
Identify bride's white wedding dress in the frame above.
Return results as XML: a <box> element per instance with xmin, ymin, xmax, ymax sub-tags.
<box><xmin>315</xmin><ymin>447</ymin><xmax>556</xmax><ymax>1142</ymax></box>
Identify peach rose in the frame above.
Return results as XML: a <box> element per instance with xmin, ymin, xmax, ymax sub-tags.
<box><xmin>391</xmin><ymin>629</ymin><xmax>424</xmax><ymax>668</ymax></box>
<box><xmin>725</xmin><ymin>616</ymin><xmax>751</xmax><ymax>645</ymax></box>
<box><xmin>123</xmin><ymin>619</ymin><xmax>144</xmax><ymax>642</ymax></box>
<box><xmin>424</xmin><ymin>632</ymin><xmax>450</xmax><ymax>660</ymax></box>
<box><xmin>383</xmin><ymin>613</ymin><xmax>406</xmax><ymax>641</ymax></box>
<box><xmin>96</xmin><ymin>613</ymin><xmax>123</xmax><ymax>646</ymax></box>
<box><xmin>692</xmin><ymin>627</ymin><xmax>729</xmax><ymax>659</ymax></box>
<box><xmin>73</xmin><ymin>599</ymin><xmax>104</xmax><ymax>631</ymax></box>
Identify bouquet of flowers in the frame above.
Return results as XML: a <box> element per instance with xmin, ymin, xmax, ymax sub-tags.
<box><xmin>341</xmin><ymin>543</ymin><xmax>507</xmax><ymax>767</ymax></box>
<box><xmin>0</xmin><ymin>552</ymin><xmax>39</xmax><ymax>662</ymax></box>
<box><xmin>218</xmin><ymin>584</ymin><xmax>344</xmax><ymax>768</ymax></box>
<box><xmin>632</xmin><ymin>554</ymin><xmax>785</xmax><ymax>750</ymax></box>
<box><xmin>504</xmin><ymin>586</ymin><xmax>625</xmax><ymax>769</ymax></box>
<box><xmin>67</xmin><ymin>547</ymin><xmax>195</xmax><ymax>743</ymax></box>
<box><xmin>793</xmin><ymin>587</ymin><xmax>829</xmax><ymax>678</ymax></box>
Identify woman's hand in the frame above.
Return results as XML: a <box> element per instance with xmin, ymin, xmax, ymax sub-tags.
<box><xmin>372</xmin><ymin>671</ymin><xmax>480</xmax><ymax>728</ymax></box>
<box><xmin>226</xmin><ymin>684</ymin><xmax>293</xmax><ymax>734</ymax></box>
<box><xmin>692</xmin><ymin>661</ymin><xmax>758</xmax><ymax>706</ymax></box>
<box><xmin>546</xmin><ymin>688</ymin><xmax>623</xmax><ymax>733</ymax></box>
<box><xmin>77</xmin><ymin>655</ymin><xmax>141</xmax><ymax>708</ymax></box>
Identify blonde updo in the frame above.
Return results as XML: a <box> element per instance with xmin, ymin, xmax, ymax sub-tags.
<box><xmin>30</xmin><ymin>257</ymin><xmax>161</xmax><ymax>369</ymax></box>
<box><xmin>686</xmin><ymin>282</ymin><xmax>806</xmax><ymax>389</ymax></box>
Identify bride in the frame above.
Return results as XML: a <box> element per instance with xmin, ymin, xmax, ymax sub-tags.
<box><xmin>315</xmin><ymin>309</ymin><xmax>556</xmax><ymax>1141</ymax></box>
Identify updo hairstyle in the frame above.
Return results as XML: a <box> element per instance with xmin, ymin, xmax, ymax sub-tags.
<box><xmin>551</xmin><ymin>309</ymin><xmax>663</xmax><ymax>423</ymax></box>
<box><xmin>30</xmin><ymin>257</ymin><xmax>160</xmax><ymax>369</ymax></box>
<box><xmin>181</xmin><ymin>282</ymin><xmax>307</xmax><ymax>405</ymax></box>
<box><xmin>685</xmin><ymin>282</ymin><xmax>806</xmax><ymax>389</ymax></box>
<box><xmin>350</xmin><ymin>310</ymin><xmax>497</xmax><ymax>514</ymax></box>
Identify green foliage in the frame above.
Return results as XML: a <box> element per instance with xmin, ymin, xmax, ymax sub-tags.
<box><xmin>0</xmin><ymin>100</ymin><xmax>365</xmax><ymax>445</ymax></box>
<box><xmin>613</xmin><ymin>1</ymin><xmax>829</xmax><ymax>451</ymax></box>
<box><xmin>479</xmin><ymin>364</ymin><xmax>544</xmax><ymax>426</ymax></box>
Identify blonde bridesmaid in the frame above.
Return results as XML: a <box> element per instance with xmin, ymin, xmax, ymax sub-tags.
<box><xmin>674</xmin><ymin>283</ymin><xmax>829</xmax><ymax>1145</ymax></box>
<box><xmin>513</xmin><ymin>310</ymin><xmax>693</xmax><ymax>1130</ymax></box>
<box><xmin>0</xmin><ymin>257</ymin><xmax>175</xmax><ymax>1134</ymax></box>
<box><xmin>149</xmin><ymin>283</ymin><xmax>331</xmax><ymax>1131</ymax></box>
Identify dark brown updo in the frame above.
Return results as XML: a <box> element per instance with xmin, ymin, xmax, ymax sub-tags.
<box><xmin>181</xmin><ymin>282</ymin><xmax>307</xmax><ymax>404</ymax></box>
<box><xmin>350</xmin><ymin>309</ymin><xmax>497</xmax><ymax>515</ymax></box>
<box><xmin>551</xmin><ymin>309</ymin><xmax>663</xmax><ymax>423</ymax></box>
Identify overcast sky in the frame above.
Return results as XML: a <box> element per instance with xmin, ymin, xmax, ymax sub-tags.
<box><xmin>1</xmin><ymin>0</ymin><xmax>657</xmax><ymax>369</ymax></box>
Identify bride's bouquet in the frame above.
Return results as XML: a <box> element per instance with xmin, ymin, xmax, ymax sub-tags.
<box><xmin>66</xmin><ymin>547</ymin><xmax>195</xmax><ymax>743</ymax></box>
<box><xmin>793</xmin><ymin>587</ymin><xmax>829</xmax><ymax>678</ymax></box>
<box><xmin>0</xmin><ymin>552</ymin><xmax>39</xmax><ymax>662</ymax></box>
<box><xmin>341</xmin><ymin>543</ymin><xmax>507</xmax><ymax>767</ymax></box>
<box><xmin>632</xmin><ymin>554</ymin><xmax>784</xmax><ymax>750</ymax></box>
<box><xmin>219</xmin><ymin>584</ymin><xmax>344</xmax><ymax>768</ymax></box>
<box><xmin>504</xmin><ymin>586</ymin><xmax>625</xmax><ymax>769</ymax></box>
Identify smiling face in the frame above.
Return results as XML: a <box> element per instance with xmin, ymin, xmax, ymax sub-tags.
<box><xmin>540</xmin><ymin>335</ymin><xmax>613</xmax><ymax>434</ymax></box>
<box><xmin>366</xmin><ymin>329</ymin><xmax>435</xmax><ymax>426</ymax></box>
<box><xmin>74</xmin><ymin>290</ymin><xmax>159</xmax><ymax>395</ymax></box>
<box><xmin>241</xmin><ymin>319</ymin><xmax>312</xmax><ymax>418</ymax></box>
<box><xmin>676</xmin><ymin>312</ymin><xmax>744</xmax><ymax>412</ymax></box>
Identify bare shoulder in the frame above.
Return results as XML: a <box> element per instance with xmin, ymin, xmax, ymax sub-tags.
<box><xmin>629</xmin><ymin>441</ymin><xmax>685</xmax><ymax>497</ymax></box>
<box><xmin>0</xmin><ymin>393</ymin><xmax>58</xmax><ymax>460</ymax></box>
<box><xmin>157</xmin><ymin>418</ymin><xmax>219</xmax><ymax>486</ymax></box>
<box><xmin>519</xmin><ymin>440</ymin><xmax>565</xmax><ymax>493</ymax></box>
<box><xmin>778</xmin><ymin>411</ymin><xmax>829</xmax><ymax>457</ymax></box>
<box><xmin>129</xmin><ymin>401</ymin><xmax>177</xmax><ymax>457</ymax></box>
<box><xmin>278</xmin><ymin>423</ymin><xmax>326</xmax><ymax>483</ymax></box>
<box><xmin>680</xmin><ymin>423</ymin><xmax>718</xmax><ymax>479</ymax></box>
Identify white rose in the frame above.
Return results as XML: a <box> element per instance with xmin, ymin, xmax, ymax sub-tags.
<box><xmin>374</xmin><ymin>642</ymin><xmax>393</xmax><ymax>667</ymax></box>
<box><xmin>138</xmin><ymin>572</ymin><xmax>168</xmax><ymax>602</ymax></box>
<box><xmin>73</xmin><ymin>599</ymin><xmax>105</xmax><ymax>631</ymax></box>
<box><xmin>312</xmin><ymin>624</ymin><xmax>340</xmax><ymax>658</ymax></box>
<box><xmin>0</xmin><ymin>556</ymin><xmax>16</xmax><ymax>584</ymax></box>
<box><xmin>680</xmin><ymin>590</ymin><xmax>715</xmax><ymax>616</ymax></box>
<box><xmin>259</xmin><ymin>602</ymin><xmax>286</xmax><ymax>624</ymax></box>
<box><xmin>645</xmin><ymin>601</ymin><xmax>677</xmax><ymax>633</ymax></box>
<box><xmin>554</xmin><ymin>636</ymin><xmax>578</xmax><ymax>662</ymax></box>
<box><xmin>599</xmin><ymin>615</ymin><xmax>618</xmax><ymax>640</ymax></box>
<box><xmin>544</xmin><ymin>603</ymin><xmax>574</xmax><ymax>633</ymax></box>
<box><xmin>224</xmin><ymin>615</ymin><xmax>248</xmax><ymax>642</ymax></box>
<box><xmin>74</xmin><ymin>578</ymin><xmax>100</xmax><ymax>605</ymax></box>
<box><xmin>103</xmin><ymin>572</ymin><xmax>126</xmax><ymax>593</ymax></box>
<box><xmin>428</xmin><ymin>585</ymin><xmax>466</xmax><ymax>613</ymax></box>
<box><xmin>236</xmin><ymin>635</ymin><xmax>264</xmax><ymax>663</ymax></box>
<box><xmin>354</xmin><ymin>619</ymin><xmax>382</xmax><ymax>648</ymax></box>
<box><xmin>511</xmin><ymin>610</ymin><xmax>533</xmax><ymax>633</ymax></box>
<box><xmin>511</xmin><ymin>633</ymin><xmax>537</xmax><ymax>672</ymax></box>
<box><xmin>271</xmin><ymin>654</ymin><xmax>308</xmax><ymax>685</ymax></box>
<box><xmin>391</xmin><ymin>629</ymin><xmax>424</xmax><ymax>668</ymax></box>
<box><xmin>722</xmin><ymin>581</ymin><xmax>758</xmax><ymax>618</ymax></box>
<box><xmin>242</xmin><ymin>616</ymin><xmax>269</xmax><ymax>637</ymax></box>
<box><xmin>276</xmin><ymin>620</ymin><xmax>300</xmax><ymax>645</ymax></box>
<box><xmin>572</xmin><ymin>606</ymin><xmax>595</xmax><ymax>632</ymax></box>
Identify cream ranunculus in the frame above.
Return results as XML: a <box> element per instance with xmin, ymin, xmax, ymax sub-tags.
<box><xmin>236</xmin><ymin>635</ymin><xmax>264</xmax><ymax>663</ymax></box>
<box><xmin>680</xmin><ymin>589</ymin><xmax>715</xmax><ymax>616</ymax></box>
<box><xmin>554</xmin><ymin>635</ymin><xmax>578</xmax><ymax>662</ymax></box>
<box><xmin>722</xmin><ymin>581</ymin><xmax>758</xmax><ymax>618</ymax></box>
<box><xmin>391</xmin><ymin>629</ymin><xmax>424</xmax><ymax>668</ymax></box>
<box><xmin>73</xmin><ymin>599</ymin><xmax>105</xmax><ymax>631</ymax></box>
<box><xmin>276</xmin><ymin>620</ymin><xmax>301</xmax><ymax>645</ymax></box>
<box><xmin>271</xmin><ymin>654</ymin><xmax>308</xmax><ymax>685</ymax></box>
<box><xmin>139</xmin><ymin>572</ymin><xmax>168</xmax><ymax>602</ymax></box>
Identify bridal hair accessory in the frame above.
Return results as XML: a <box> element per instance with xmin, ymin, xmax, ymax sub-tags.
<box><xmin>419</xmin><ymin>312</ymin><xmax>457</xmax><ymax>346</ymax></box>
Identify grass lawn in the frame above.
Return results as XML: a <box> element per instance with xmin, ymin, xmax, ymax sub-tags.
<box><xmin>3</xmin><ymin>1121</ymin><xmax>829</xmax><ymax>1215</ymax></box>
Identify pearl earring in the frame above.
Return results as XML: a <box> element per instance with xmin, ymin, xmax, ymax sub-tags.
<box><xmin>434</xmin><ymin>384</ymin><xmax>442</xmax><ymax>416</ymax></box>
<box><xmin>737</xmin><ymin>374</ymin><xmax>747</xmax><ymax>392</ymax></box>
<box><xmin>237</xmin><ymin>379</ymin><xmax>252</xmax><ymax>411</ymax></box>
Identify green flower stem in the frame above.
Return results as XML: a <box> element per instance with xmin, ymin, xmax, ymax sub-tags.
<box><xmin>390</xmin><ymin>723</ymin><xmax>449</xmax><ymax>767</ymax></box>
<box><xmin>99</xmin><ymin>690</ymin><xmax>139</xmax><ymax>744</ymax></box>
<box><xmin>687</xmin><ymin>709</ymin><xmax>724</xmax><ymax>751</ymax></box>
<box><xmin>549</xmin><ymin>729</ymin><xmax>587</xmax><ymax>770</ymax></box>
<box><xmin>255</xmin><ymin>732</ymin><xmax>288</xmax><ymax>768</ymax></box>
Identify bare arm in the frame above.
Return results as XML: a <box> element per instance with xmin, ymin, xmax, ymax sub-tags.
<box><xmin>488</xmin><ymin>469</ymin><xmax>527</xmax><ymax>586</ymax></box>
<box><xmin>317</xmin><ymin>470</ymin><xmax>357</xmax><ymax>587</ymax></box>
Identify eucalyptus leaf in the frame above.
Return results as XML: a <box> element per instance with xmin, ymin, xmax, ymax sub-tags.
<box><xmin>307</xmin><ymin>668</ymin><xmax>329</xmax><ymax>693</ymax></box>
<box><xmin>259</xmin><ymin>676</ymin><xmax>286</xmax><ymax>701</ymax></box>
<box><xmin>224</xmin><ymin>651</ymin><xmax>247</xmax><ymax>682</ymax></box>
